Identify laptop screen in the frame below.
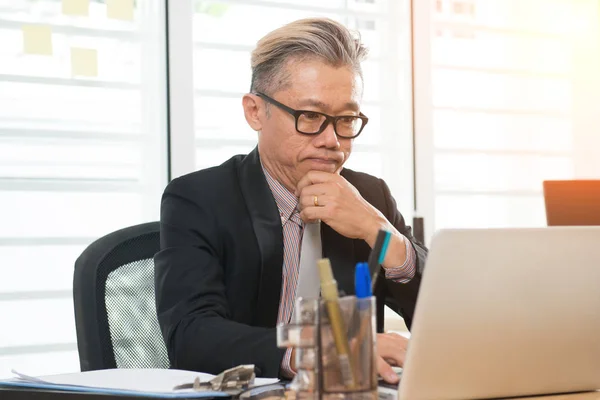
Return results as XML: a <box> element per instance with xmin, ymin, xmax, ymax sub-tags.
<box><xmin>543</xmin><ymin>180</ymin><xmax>600</xmax><ymax>226</ymax></box>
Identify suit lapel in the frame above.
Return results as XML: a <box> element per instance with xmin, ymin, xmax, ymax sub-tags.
<box><xmin>321</xmin><ymin>223</ymin><xmax>356</xmax><ymax>297</ymax></box>
<box><xmin>237</xmin><ymin>148</ymin><xmax>283</xmax><ymax>327</ymax></box>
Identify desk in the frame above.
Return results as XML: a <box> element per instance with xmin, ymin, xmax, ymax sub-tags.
<box><xmin>0</xmin><ymin>387</ymin><xmax>205</xmax><ymax>399</ymax></box>
<box><xmin>525</xmin><ymin>393</ymin><xmax>600</xmax><ymax>400</ymax></box>
<box><xmin>1</xmin><ymin>387</ymin><xmax>598</xmax><ymax>400</ymax></box>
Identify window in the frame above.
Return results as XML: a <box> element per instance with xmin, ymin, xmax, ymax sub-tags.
<box><xmin>0</xmin><ymin>0</ymin><xmax>168</xmax><ymax>377</ymax></box>
<box><xmin>415</xmin><ymin>0</ymin><xmax>600</xmax><ymax>240</ymax></box>
<box><xmin>189</xmin><ymin>0</ymin><xmax>416</xmax><ymax>212</ymax></box>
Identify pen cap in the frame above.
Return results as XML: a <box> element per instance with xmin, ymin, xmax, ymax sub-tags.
<box><xmin>354</xmin><ymin>262</ymin><xmax>372</xmax><ymax>299</ymax></box>
<box><xmin>317</xmin><ymin>258</ymin><xmax>338</xmax><ymax>300</ymax></box>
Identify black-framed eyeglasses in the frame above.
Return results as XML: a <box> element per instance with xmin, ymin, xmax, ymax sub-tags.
<box><xmin>255</xmin><ymin>92</ymin><xmax>368</xmax><ymax>139</ymax></box>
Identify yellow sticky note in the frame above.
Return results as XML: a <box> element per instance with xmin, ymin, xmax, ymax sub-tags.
<box><xmin>106</xmin><ymin>0</ymin><xmax>134</xmax><ymax>21</ymax></box>
<box><xmin>22</xmin><ymin>25</ymin><xmax>53</xmax><ymax>56</ymax></box>
<box><xmin>62</xmin><ymin>0</ymin><xmax>89</xmax><ymax>16</ymax></box>
<box><xmin>71</xmin><ymin>48</ymin><xmax>98</xmax><ymax>77</ymax></box>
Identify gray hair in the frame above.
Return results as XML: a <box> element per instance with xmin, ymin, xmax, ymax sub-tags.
<box><xmin>250</xmin><ymin>18</ymin><xmax>368</xmax><ymax>95</ymax></box>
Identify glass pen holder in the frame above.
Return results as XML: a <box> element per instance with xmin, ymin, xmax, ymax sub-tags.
<box><xmin>277</xmin><ymin>296</ymin><xmax>377</xmax><ymax>400</ymax></box>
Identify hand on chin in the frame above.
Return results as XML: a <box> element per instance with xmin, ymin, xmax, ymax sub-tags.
<box><xmin>295</xmin><ymin>170</ymin><xmax>381</xmax><ymax>240</ymax></box>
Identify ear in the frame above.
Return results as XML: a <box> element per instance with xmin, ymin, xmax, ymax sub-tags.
<box><xmin>242</xmin><ymin>94</ymin><xmax>263</xmax><ymax>131</ymax></box>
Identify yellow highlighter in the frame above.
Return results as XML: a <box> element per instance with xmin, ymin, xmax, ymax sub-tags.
<box><xmin>317</xmin><ymin>258</ymin><xmax>356</xmax><ymax>389</ymax></box>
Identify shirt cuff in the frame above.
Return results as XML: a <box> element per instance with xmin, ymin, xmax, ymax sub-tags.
<box><xmin>384</xmin><ymin>236</ymin><xmax>417</xmax><ymax>283</ymax></box>
<box><xmin>280</xmin><ymin>347</ymin><xmax>295</xmax><ymax>379</ymax></box>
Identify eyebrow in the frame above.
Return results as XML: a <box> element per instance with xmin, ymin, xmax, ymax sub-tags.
<box><xmin>296</xmin><ymin>98</ymin><xmax>360</xmax><ymax>113</ymax></box>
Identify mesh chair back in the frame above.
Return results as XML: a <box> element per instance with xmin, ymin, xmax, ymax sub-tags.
<box><xmin>105</xmin><ymin>258</ymin><xmax>169</xmax><ymax>368</ymax></box>
<box><xmin>73</xmin><ymin>222</ymin><xmax>170</xmax><ymax>371</ymax></box>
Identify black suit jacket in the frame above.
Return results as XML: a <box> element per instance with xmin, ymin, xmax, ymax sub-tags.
<box><xmin>154</xmin><ymin>148</ymin><xmax>427</xmax><ymax>378</ymax></box>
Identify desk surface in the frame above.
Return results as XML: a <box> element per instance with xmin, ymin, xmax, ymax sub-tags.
<box><xmin>0</xmin><ymin>387</ymin><xmax>169</xmax><ymax>400</ymax></box>
<box><xmin>1</xmin><ymin>387</ymin><xmax>599</xmax><ymax>400</ymax></box>
<box><xmin>525</xmin><ymin>393</ymin><xmax>600</xmax><ymax>400</ymax></box>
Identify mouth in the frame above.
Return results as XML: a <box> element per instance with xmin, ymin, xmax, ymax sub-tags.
<box><xmin>307</xmin><ymin>158</ymin><xmax>339</xmax><ymax>164</ymax></box>
<box><xmin>305</xmin><ymin>158</ymin><xmax>342</xmax><ymax>172</ymax></box>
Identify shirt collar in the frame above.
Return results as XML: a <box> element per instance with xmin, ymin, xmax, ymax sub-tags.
<box><xmin>262</xmin><ymin>165</ymin><xmax>300</xmax><ymax>225</ymax></box>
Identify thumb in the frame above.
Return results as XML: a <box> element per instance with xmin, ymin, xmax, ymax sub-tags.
<box><xmin>377</xmin><ymin>356</ymin><xmax>399</xmax><ymax>384</ymax></box>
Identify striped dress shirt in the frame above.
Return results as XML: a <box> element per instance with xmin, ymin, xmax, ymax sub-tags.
<box><xmin>262</xmin><ymin>167</ymin><xmax>417</xmax><ymax>377</ymax></box>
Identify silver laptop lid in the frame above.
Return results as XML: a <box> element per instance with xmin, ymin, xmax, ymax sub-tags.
<box><xmin>400</xmin><ymin>227</ymin><xmax>600</xmax><ymax>400</ymax></box>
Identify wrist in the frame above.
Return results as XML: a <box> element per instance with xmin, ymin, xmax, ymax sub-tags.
<box><xmin>363</xmin><ymin>214</ymin><xmax>389</xmax><ymax>247</ymax></box>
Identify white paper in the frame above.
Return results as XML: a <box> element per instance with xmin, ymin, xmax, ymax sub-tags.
<box><xmin>11</xmin><ymin>368</ymin><xmax>278</xmax><ymax>394</ymax></box>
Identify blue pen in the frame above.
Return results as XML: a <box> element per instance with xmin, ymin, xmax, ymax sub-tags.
<box><xmin>355</xmin><ymin>262</ymin><xmax>372</xmax><ymax>299</ymax></box>
<box><xmin>355</xmin><ymin>262</ymin><xmax>375</xmax><ymax>387</ymax></box>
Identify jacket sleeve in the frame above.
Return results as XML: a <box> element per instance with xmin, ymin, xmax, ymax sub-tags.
<box><xmin>154</xmin><ymin>179</ymin><xmax>286</xmax><ymax>377</ymax></box>
<box><xmin>378</xmin><ymin>178</ymin><xmax>428</xmax><ymax>330</ymax></box>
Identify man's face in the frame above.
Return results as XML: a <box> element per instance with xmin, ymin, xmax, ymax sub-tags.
<box><xmin>255</xmin><ymin>59</ymin><xmax>363</xmax><ymax>190</ymax></box>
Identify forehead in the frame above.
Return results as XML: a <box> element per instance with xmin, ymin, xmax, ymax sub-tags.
<box><xmin>279</xmin><ymin>58</ymin><xmax>363</xmax><ymax>100</ymax></box>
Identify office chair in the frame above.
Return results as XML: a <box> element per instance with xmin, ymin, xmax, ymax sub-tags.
<box><xmin>73</xmin><ymin>221</ymin><xmax>170</xmax><ymax>371</ymax></box>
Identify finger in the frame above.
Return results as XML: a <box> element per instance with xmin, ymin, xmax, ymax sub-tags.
<box><xmin>380</xmin><ymin>349</ymin><xmax>405</xmax><ymax>368</ymax></box>
<box><xmin>295</xmin><ymin>171</ymin><xmax>336</xmax><ymax>195</ymax></box>
<box><xmin>384</xmin><ymin>357</ymin><xmax>399</xmax><ymax>367</ymax></box>
<box><xmin>297</xmin><ymin>183</ymin><xmax>330</xmax><ymax>198</ymax></box>
<box><xmin>377</xmin><ymin>356</ymin><xmax>399</xmax><ymax>384</ymax></box>
<box><xmin>298</xmin><ymin>194</ymin><xmax>332</xmax><ymax>210</ymax></box>
<box><xmin>299</xmin><ymin>207</ymin><xmax>327</xmax><ymax>224</ymax></box>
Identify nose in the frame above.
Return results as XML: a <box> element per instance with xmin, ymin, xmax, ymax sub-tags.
<box><xmin>314</xmin><ymin>120</ymin><xmax>340</xmax><ymax>150</ymax></box>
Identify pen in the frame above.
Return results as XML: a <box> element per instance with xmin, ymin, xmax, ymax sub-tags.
<box><xmin>354</xmin><ymin>262</ymin><xmax>372</xmax><ymax>299</ymax></box>
<box><xmin>355</xmin><ymin>262</ymin><xmax>376</xmax><ymax>388</ymax></box>
<box><xmin>317</xmin><ymin>258</ymin><xmax>356</xmax><ymax>389</ymax></box>
<box><xmin>368</xmin><ymin>229</ymin><xmax>392</xmax><ymax>292</ymax></box>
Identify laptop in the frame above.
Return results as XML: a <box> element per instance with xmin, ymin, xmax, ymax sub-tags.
<box><xmin>543</xmin><ymin>180</ymin><xmax>600</xmax><ymax>226</ymax></box>
<box><xmin>395</xmin><ymin>227</ymin><xmax>600</xmax><ymax>400</ymax></box>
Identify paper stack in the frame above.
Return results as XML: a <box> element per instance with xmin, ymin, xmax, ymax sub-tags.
<box><xmin>0</xmin><ymin>368</ymin><xmax>278</xmax><ymax>398</ymax></box>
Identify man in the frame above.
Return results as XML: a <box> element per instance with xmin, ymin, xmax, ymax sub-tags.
<box><xmin>154</xmin><ymin>18</ymin><xmax>427</xmax><ymax>384</ymax></box>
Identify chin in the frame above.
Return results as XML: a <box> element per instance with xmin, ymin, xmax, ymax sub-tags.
<box><xmin>305</xmin><ymin>159</ymin><xmax>339</xmax><ymax>173</ymax></box>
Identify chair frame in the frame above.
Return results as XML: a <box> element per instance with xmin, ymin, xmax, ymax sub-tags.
<box><xmin>73</xmin><ymin>222</ymin><xmax>161</xmax><ymax>371</ymax></box>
